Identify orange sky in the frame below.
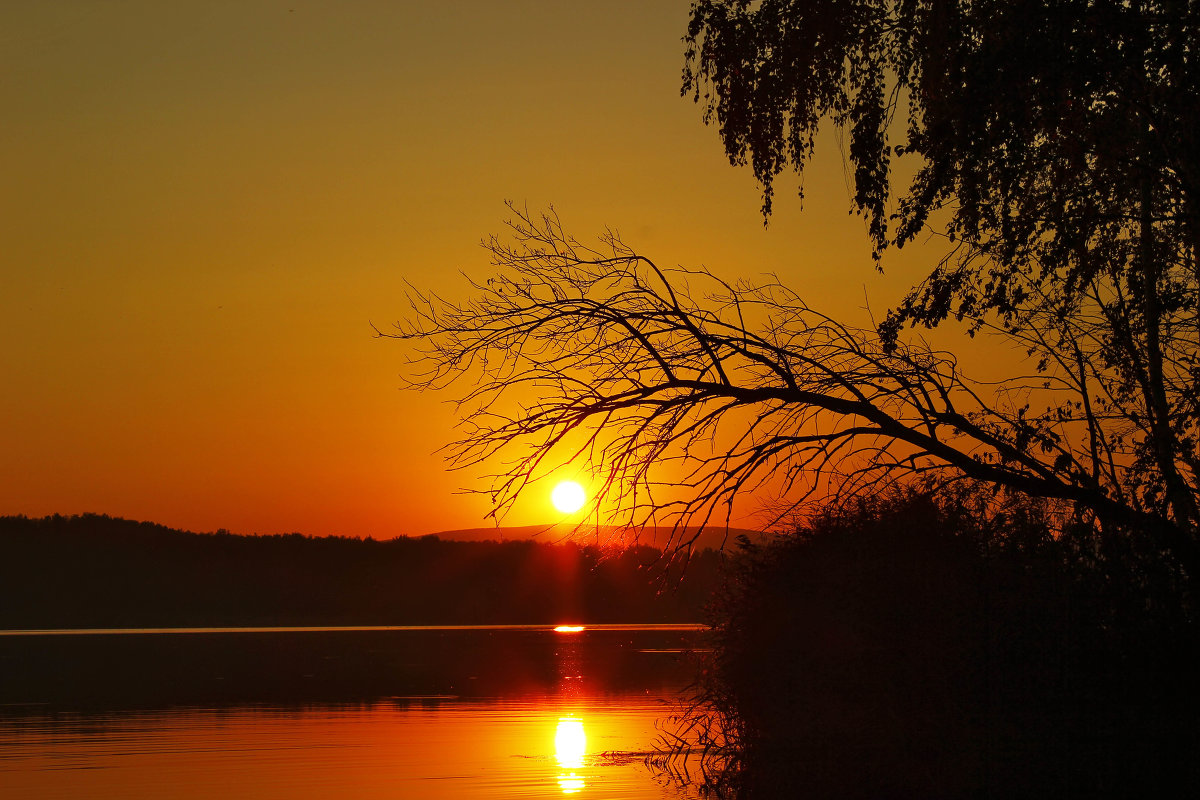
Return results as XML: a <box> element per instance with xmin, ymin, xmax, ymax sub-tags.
<box><xmin>1</xmin><ymin>1</ymin><xmax>981</xmax><ymax>537</ymax></box>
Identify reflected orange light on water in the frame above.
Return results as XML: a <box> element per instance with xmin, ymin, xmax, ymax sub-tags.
<box><xmin>557</xmin><ymin>774</ymin><xmax>585</xmax><ymax>794</ymax></box>
<box><xmin>0</xmin><ymin>697</ymin><xmax>680</xmax><ymax>799</ymax></box>
<box><xmin>555</xmin><ymin>716</ymin><xmax>587</xmax><ymax>793</ymax></box>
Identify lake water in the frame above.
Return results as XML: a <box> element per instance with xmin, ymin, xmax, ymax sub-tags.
<box><xmin>0</xmin><ymin>625</ymin><xmax>708</xmax><ymax>799</ymax></box>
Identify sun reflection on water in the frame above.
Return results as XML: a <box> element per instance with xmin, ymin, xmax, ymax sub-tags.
<box><xmin>557</xmin><ymin>773</ymin><xmax>586</xmax><ymax>794</ymax></box>
<box><xmin>555</xmin><ymin>716</ymin><xmax>587</xmax><ymax>793</ymax></box>
<box><xmin>555</xmin><ymin>717</ymin><xmax>586</xmax><ymax>768</ymax></box>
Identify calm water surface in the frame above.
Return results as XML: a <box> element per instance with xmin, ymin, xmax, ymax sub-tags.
<box><xmin>0</xmin><ymin>625</ymin><xmax>707</xmax><ymax>799</ymax></box>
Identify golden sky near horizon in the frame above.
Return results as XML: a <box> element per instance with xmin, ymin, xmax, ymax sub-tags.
<box><xmin>1</xmin><ymin>1</ymin><xmax>980</xmax><ymax>538</ymax></box>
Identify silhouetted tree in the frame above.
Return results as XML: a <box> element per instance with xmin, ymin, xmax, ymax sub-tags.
<box><xmin>392</xmin><ymin>202</ymin><xmax>1197</xmax><ymax>578</ymax></box>
<box><xmin>683</xmin><ymin>0</ymin><xmax>1200</xmax><ymax>558</ymax></box>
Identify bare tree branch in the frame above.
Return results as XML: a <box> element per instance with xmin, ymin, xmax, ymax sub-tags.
<box><xmin>387</xmin><ymin>205</ymin><xmax>1197</xmax><ymax>569</ymax></box>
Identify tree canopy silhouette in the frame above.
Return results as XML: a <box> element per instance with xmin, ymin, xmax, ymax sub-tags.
<box><xmin>683</xmin><ymin>0</ymin><xmax>1199</xmax><ymax>551</ymax></box>
<box><xmin>683</xmin><ymin>0</ymin><xmax>1197</xmax><ymax>266</ymax></box>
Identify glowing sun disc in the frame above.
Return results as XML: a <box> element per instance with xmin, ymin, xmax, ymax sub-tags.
<box><xmin>551</xmin><ymin>481</ymin><xmax>586</xmax><ymax>513</ymax></box>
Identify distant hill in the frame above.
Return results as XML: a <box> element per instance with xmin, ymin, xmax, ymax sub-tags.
<box><xmin>433</xmin><ymin>522</ymin><xmax>765</xmax><ymax>551</ymax></box>
<box><xmin>0</xmin><ymin>514</ymin><xmax>724</xmax><ymax>629</ymax></box>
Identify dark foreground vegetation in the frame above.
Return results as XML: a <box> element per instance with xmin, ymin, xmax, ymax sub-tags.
<box><xmin>679</xmin><ymin>489</ymin><xmax>1199</xmax><ymax>800</ymax></box>
<box><xmin>0</xmin><ymin>514</ymin><xmax>720</xmax><ymax>628</ymax></box>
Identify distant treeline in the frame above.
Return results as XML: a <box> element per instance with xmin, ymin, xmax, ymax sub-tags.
<box><xmin>0</xmin><ymin>514</ymin><xmax>722</xmax><ymax>628</ymax></box>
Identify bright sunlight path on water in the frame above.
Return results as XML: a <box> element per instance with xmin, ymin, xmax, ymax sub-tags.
<box><xmin>0</xmin><ymin>625</ymin><xmax>708</xmax><ymax>799</ymax></box>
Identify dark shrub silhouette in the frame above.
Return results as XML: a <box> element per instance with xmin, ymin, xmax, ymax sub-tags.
<box><xmin>697</xmin><ymin>490</ymin><xmax>1199</xmax><ymax>799</ymax></box>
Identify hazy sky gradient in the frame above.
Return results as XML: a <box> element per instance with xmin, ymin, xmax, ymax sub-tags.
<box><xmin>2</xmin><ymin>1</ymin><xmax>948</xmax><ymax>537</ymax></box>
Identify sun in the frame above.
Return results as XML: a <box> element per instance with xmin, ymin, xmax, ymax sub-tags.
<box><xmin>550</xmin><ymin>480</ymin><xmax>586</xmax><ymax>514</ymax></box>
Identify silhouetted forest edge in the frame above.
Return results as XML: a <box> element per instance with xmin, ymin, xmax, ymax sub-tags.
<box><xmin>0</xmin><ymin>514</ymin><xmax>722</xmax><ymax>628</ymax></box>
